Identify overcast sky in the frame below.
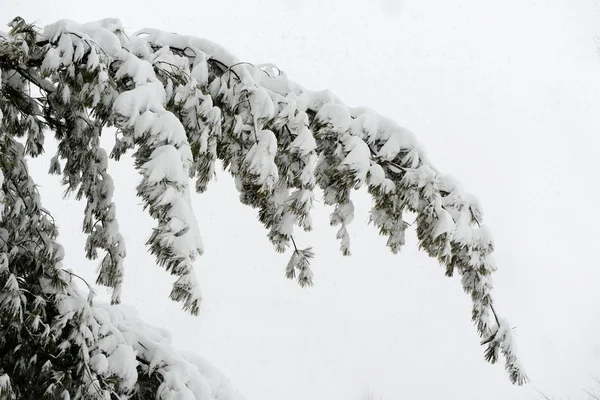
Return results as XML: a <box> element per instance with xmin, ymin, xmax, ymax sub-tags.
<box><xmin>4</xmin><ymin>1</ymin><xmax>600</xmax><ymax>399</ymax></box>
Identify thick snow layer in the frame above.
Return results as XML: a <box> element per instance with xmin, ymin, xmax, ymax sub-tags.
<box><xmin>43</xmin><ymin>19</ymin><xmax>122</xmax><ymax>56</ymax></box>
<box><xmin>51</xmin><ymin>289</ymin><xmax>245</xmax><ymax>399</ymax></box>
<box><xmin>340</xmin><ymin>134</ymin><xmax>371</xmax><ymax>186</ymax></box>
<box><xmin>143</xmin><ymin>145</ymin><xmax>189</xmax><ymax>185</ymax></box>
<box><xmin>154</xmin><ymin>29</ymin><xmax>480</xmax><ymax>249</ymax></box>
<box><xmin>99</xmin><ymin>303</ymin><xmax>246</xmax><ymax>400</ymax></box>
<box><xmin>113</xmin><ymin>82</ymin><xmax>167</xmax><ymax>124</ymax></box>
<box><xmin>244</xmin><ymin>129</ymin><xmax>279</xmax><ymax>190</ymax></box>
<box><xmin>107</xmin><ymin>344</ymin><xmax>139</xmax><ymax>391</ymax></box>
<box><xmin>316</xmin><ymin>103</ymin><xmax>351</xmax><ymax>132</ymax></box>
<box><xmin>289</xmin><ymin>126</ymin><xmax>317</xmax><ymax>157</ymax></box>
<box><xmin>432</xmin><ymin>208</ymin><xmax>455</xmax><ymax>239</ymax></box>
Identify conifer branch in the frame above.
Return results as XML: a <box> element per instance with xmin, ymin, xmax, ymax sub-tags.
<box><xmin>0</xmin><ymin>17</ymin><xmax>528</xmax><ymax>390</ymax></box>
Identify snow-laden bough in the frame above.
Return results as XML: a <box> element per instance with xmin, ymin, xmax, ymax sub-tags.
<box><xmin>0</xmin><ymin>16</ymin><xmax>527</xmax><ymax>399</ymax></box>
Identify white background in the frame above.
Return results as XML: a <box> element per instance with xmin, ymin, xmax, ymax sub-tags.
<box><xmin>3</xmin><ymin>1</ymin><xmax>600</xmax><ymax>399</ymax></box>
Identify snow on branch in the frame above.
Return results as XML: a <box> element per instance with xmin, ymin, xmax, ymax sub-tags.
<box><xmin>0</xmin><ymin>124</ymin><xmax>243</xmax><ymax>399</ymax></box>
<box><xmin>122</xmin><ymin>23</ymin><xmax>528</xmax><ymax>385</ymax></box>
<box><xmin>0</xmin><ymin>17</ymin><xmax>527</xmax><ymax>386</ymax></box>
<box><xmin>41</xmin><ymin>18</ymin><xmax>205</xmax><ymax>314</ymax></box>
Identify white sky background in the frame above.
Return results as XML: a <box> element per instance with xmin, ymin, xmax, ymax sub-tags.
<box><xmin>4</xmin><ymin>1</ymin><xmax>600</xmax><ymax>399</ymax></box>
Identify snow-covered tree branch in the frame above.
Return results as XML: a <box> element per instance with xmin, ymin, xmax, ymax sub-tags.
<box><xmin>0</xmin><ymin>16</ymin><xmax>527</xmax><ymax>398</ymax></box>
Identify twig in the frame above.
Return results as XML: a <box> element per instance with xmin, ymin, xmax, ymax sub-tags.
<box><xmin>290</xmin><ymin>235</ymin><xmax>299</xmax><ymax>252</ymax></box>
<box><xmin>489</xmin><ymin>303</ymin><xmax>500</xmax><ymax>327</ymax></box>
<box><xmin>63</xmin><ymin>270</ymin><xmax>93</xmax><ymax>291</ymax></box>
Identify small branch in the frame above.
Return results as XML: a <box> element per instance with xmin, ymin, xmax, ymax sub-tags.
<box><xmin>63</xmin><ymin>270</ymin><xmax>93</xmax><ymax>292</ymax></box>
<box><xmin>290</xmin><ymin>235</ymin><xmax>298</xmax><ymax>252</ymax></box>
<box><xmin>489</xmin><ymin>303</ymin><xmax>500</xmax><ymax>327</ymax></box>
<box><xmin>469</xmin><ymin>206</ymin><xmax>481</xmax><ymax>227</ymax></box>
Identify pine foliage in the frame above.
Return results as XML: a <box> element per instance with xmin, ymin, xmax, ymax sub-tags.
<box><xmin>0</xmin><ymin>16</ymin><xmax>527</xmax><ymax>398</ymax></box>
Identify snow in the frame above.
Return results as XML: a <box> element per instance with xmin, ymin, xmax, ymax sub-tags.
<box><xmin>349</xmin><ymin>110</ymin><xmax>379</xmax><ymax>141</ymax></box>
<box><xmin>35</xmin><ymin>286</ymin><xmax>244</xmax><ymax>398</ymax></box>
<box><xmin>113</xmin><ymin>82</ymin><xmax>167</xmax><ymax>125</ymax></box>
<box><xmin>340</xmin><ymin>134</ymin><xmax>371</xmax><ymax>187</ymax></box>
<box><xmin>453</xmin><ymin>215</ymin><xmax>474</xmax><ymax>245</ymax></box>
<box><xmin>249</xmin><ymin>86</ymin><xmax>276</xmax><ymax>124</ymax></box>
<box><xmin>308</xmin><ymin>90</ymin><xmax>340</xmax><ymax>110</ymax></box>
<box><xmin>367</xmin><ymin>164</ymin><xmax>385</xmax><ymax>186</ymax></box>
<box><xmin>107</xmin><ymin>344</ymin><xmax>139</xmax><ymax>390</ymax></box>
<box><xmin>244</xmin><ymin>129</ymin><xmax>279</xmax><ymax>190</ymax></box>
<box><xmin>57</xmin><ymin>34</ymin><xmax>74</xmax><ymax>65</ymax></box>
<box><xmin>182</xmin><ymin>353</ymin><xmax>247</xmax><ymax>400</ymax></box>
<box><xmin>287</xmin><ymin>189</ymin><xmax>315</xmax><ymax>214</ymax></box>
<box><xmin>73</xmin><ymin>40</ymin><xmax>85</xmax><ymax>62</ymax></box>
<box><xmin>116</xmin><ymin>57</ymin><xmax>156</xmax><ymax>86</ymax></box>
<box><xmin>432</xmin><ymin>207</ymin><xmax>455</xmax><ymax>239</ymax></box>
<box><xmin>289</xmin><ymin>126</ymin><xmax>317</xmax><ymax>156</ymax></box>
<box><xmin>4</xmin><ymin>273</ymin><xmax>18</xmax><ymax>292</ymax></box>
<box><xmin>376</xmin><ymin>127</ymin><xmax>417</xmax><ymax>162</ymax></box>
<box><xmin>90</xmin><ymin>353</ymin><xmax>109</xmax><ymax>374</ymax></box>
<box><xmin>41</xmin><ymin>48</ymin><xmax>61</xmax><ymax>73</ymax></box>
<box><xmin>134</xmin><ymin>28</ymin><xmax>241</xmax><ymax>72</ymax></box>
<box><xmin>43</xmin><ymin>19</ymin><xmax>123</xmax><ymax>56</ymax></box>
<box><xmin>86</xmin><ymin>47</ymin><xmax>99</xmax><ymax>71</ymax></box>
<box><xmin>97</xmin><ymin>303</ymin><xmax>245</xmax><ymax>400</ymax></box>
<box><xmin>0</xmin><ymin>374</ymin><xmax>10</xmax><ymax>389</ymax></box>
<box><xmin>315</xmin><ymin>103</ymin><xmax>351</xmax><ymax>132</ymax></box>
<box><xmin>191</xmin><ymin>54</ymin><xmax>210</xmax><ymax>86</ymax></box>
<box><xmin>154</xmin><ymin>188</ymin><xmax>203</xmax><ymax>256</ymax></box>
<box><xmin>61</xmin><ymin>84</ymin><xmax>71</xmax><ymax>104</ymax></box>
<box><xmin>142</xmin><ymin>145</ymin><xmax>189</xmax><ymax>185</ymax></box>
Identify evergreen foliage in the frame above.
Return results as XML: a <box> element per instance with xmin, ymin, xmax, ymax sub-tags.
<box><xmin>0</xmin><ymin>17</ymin><xmax>527</xmax><ymax>398</ymax></box>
